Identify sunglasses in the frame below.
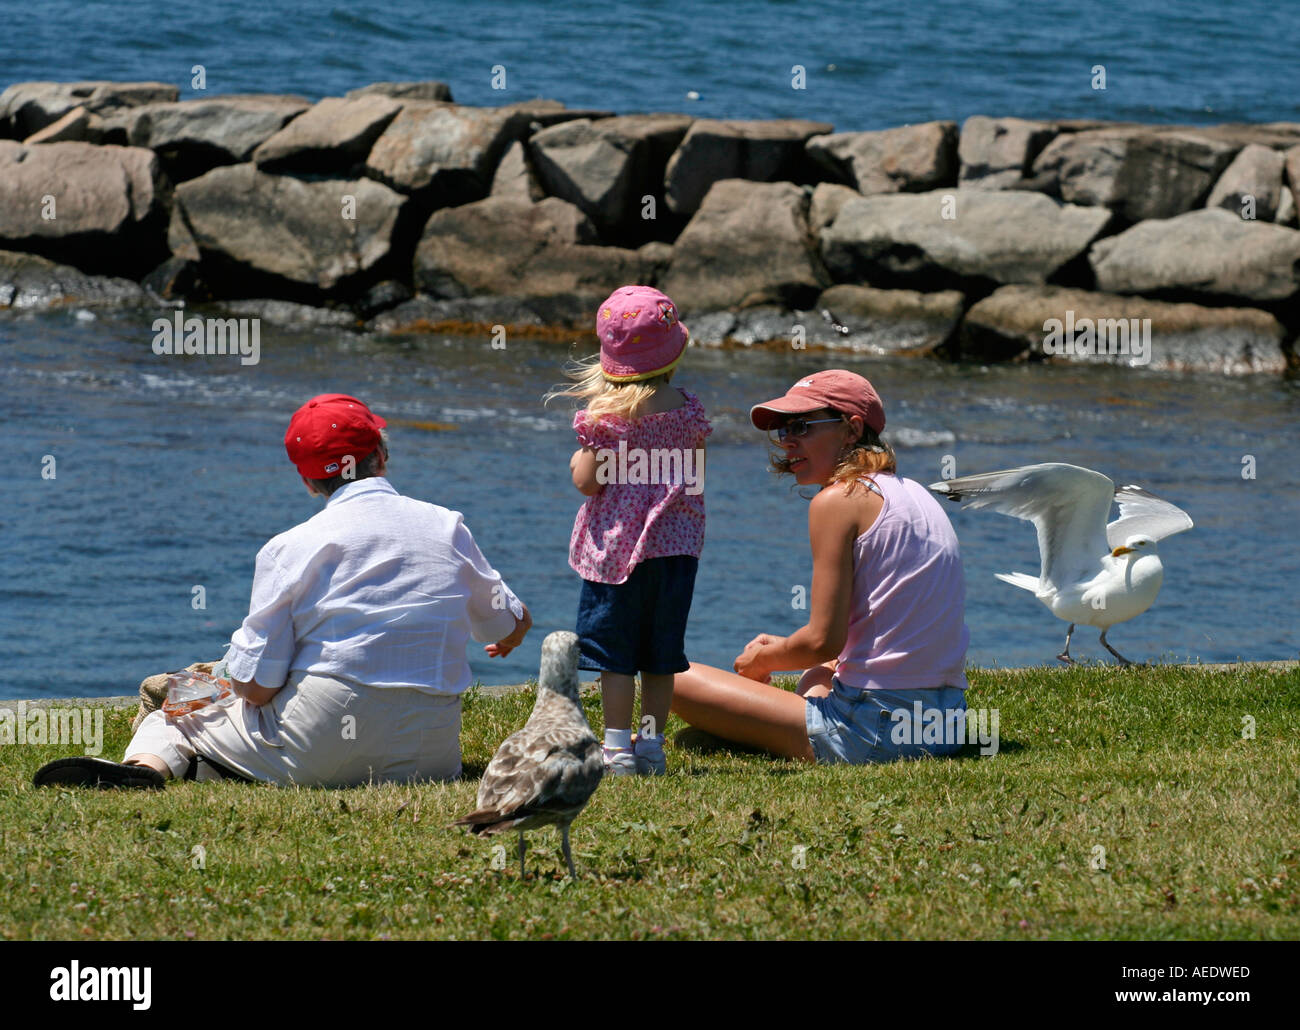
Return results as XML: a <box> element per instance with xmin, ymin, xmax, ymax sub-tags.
<box><xmin>775</xmin><ymin>416</ymin><xmax>843</xmax><ymax>442</ymax></box>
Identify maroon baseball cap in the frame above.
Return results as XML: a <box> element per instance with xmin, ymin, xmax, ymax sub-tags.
<box><xmin>750</xmin><ymin>370</ymin><xmax>886</xmax><ymax>434</ymax></box>
<box><xmin>284</xmin><ymin>394</ymin><xmax>388</xmax><ymax>479</ymax></box>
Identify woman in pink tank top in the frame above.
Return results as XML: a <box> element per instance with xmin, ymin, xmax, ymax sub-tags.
<box><xmin>671</xmin><ymin>370</ymin><xmax>971</xmax><ymax>765</ymax></box>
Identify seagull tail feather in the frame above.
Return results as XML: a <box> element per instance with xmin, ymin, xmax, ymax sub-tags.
<box><xmin>451</xmin><ymin>809</ymin><xmax>516</xmax><ymax>835</ymax></box>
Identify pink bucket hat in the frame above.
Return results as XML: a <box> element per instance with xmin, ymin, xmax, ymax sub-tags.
<box><xmin>750</xmin><ymin>370</ymin><xmax>886</xmax><ymax>434</ymax></box>
<box><xmin>596</xmin><ymin>285</ymin><xmax>690</xmax><ymax>382</ymax></box>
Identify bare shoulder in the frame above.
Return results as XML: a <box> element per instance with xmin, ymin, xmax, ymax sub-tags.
<box><xmin>811</xmin><ymin>478</ymin><xmax>884</xmax><ymax>537</ymax></box>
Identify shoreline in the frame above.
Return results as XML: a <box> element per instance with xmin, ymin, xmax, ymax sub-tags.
<box><xmin>7</xmin><ymin>659</ymin><xmax>1296</xmax><ymax>709</ymax></box>
<box><xmin>0</xmin><ymin>80</ymin><xmax>1297</xmax><ymax>375</ymax></box>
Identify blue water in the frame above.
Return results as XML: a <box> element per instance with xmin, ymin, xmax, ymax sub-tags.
<box><xmin>6</xmin><ymin>0</ymin><xmax>1300</xmax><ymax>130</ymax></box>
<box><xmin>2</xmin><ymin>309</ymin><xmax>1297</xmax><ymax>700</ymax></box>
<box><xmin>3</xmin><ymin>2</ymin><xmax>1300</xmax><ymax>699</ymax></box>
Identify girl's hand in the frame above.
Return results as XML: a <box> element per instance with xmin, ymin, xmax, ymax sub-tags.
<box><xmin>734</xmin><ymin>634</ymin><xmax>784</xmax><ymax>683</ymax></box>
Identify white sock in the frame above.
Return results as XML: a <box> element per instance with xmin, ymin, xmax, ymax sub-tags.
<box><xmin>604</xmin><ymin>729</ymin><xmax>632</xmax><ymax>750</ymax></box>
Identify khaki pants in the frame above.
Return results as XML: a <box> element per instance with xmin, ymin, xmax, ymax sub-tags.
<box><xmin>126</xmin><ymin>671</ymin><xmax>462</xmax><ymax>786</ymax></box>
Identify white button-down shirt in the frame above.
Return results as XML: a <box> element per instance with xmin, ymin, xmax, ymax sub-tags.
<box><xmin>226</xmin><ymin>478</ymin><xmax>524</xmax><ymax>694</ymax></box>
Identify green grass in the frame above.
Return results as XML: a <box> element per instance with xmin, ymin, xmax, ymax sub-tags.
<box><xmin>2</xmin><ymin>665</ymin><xmax>1297</xmax><ymax>939</ymax></box>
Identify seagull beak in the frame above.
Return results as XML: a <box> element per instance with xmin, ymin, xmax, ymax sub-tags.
<box><xmin>1110</xmin><ymin>546</ymin><xmax>1135</xmax><ymax>556</ymax></box>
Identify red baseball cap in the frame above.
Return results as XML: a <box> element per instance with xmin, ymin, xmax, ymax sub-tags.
<box><xmin>750</xmin><ymin>370</ymin><xmax>886</xmax><ymax>434</ymax></box>
<box><xmin>284</xmin><ymin>394</ymin><xmax>388</xmax><ymax>479</ymax></box>
<box><xmin>597</xmin><ymin>285</ymin><xmax>690</xmax><ymax>382</ymax></box>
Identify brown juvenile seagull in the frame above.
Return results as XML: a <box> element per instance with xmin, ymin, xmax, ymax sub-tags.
<box><xmin>454</xmin><ymin>630</ymin><xmax>603</xmax><ymax>879</ymax></box>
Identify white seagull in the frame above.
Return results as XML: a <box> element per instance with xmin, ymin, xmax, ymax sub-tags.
<box><xmin>929</xmin><ymin>463</ymin><xmax>1193</xmax><ymax>665</ymax></box>
<box><xmin>454</xmin><ymin>631</ymin><xmax>603</xmax><ymax>878</ymax></box>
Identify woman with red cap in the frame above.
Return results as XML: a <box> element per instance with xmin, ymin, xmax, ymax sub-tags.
<box><xmin>670</xmin><ymin>370</ymin><xmax>971</xmax><ymax>765</ymax></box>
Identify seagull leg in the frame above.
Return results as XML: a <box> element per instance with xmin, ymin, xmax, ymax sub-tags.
<box><xmin>1099</xmin><ymin>629</ymin><xmax>1134</xmax><ymax>666</ymax></box>
<box><xmin>561</xmin><ymin>824</ymin><xmax>577</xmax><ymax>880</ymax></box>
<box><xmin>1056</xmin><ymin>624</ymin><xmax>1078</xmax><ymax>665</ymax></box>
<box><xmin>517</xmin><ymin>831</ymin><xmax>527</xmax><ymax>878</ymax></box>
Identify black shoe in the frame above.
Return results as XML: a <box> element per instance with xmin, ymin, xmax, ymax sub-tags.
<box><xmin>33</xmin><ymin>757</ymin><xmax>166</xmax><ymax>790</ymax></box>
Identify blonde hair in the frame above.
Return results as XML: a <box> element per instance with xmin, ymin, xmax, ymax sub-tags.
<box><xmin>768</xmin><ymin>412</ymin><xmax>897</xmax><ymax>494</ymax></box>
<box><xmin>544</xmin><ymin>353</ymin><xmax>672</xmax><ymax>421</ymax></box>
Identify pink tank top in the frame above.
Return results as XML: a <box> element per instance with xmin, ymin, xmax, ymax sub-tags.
<box><xmin>834</xmin><ymin>472</ymin><xmax>970</xmax><ymax>692</ymax></box>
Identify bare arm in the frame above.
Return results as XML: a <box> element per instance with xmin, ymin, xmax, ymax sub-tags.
<box><xmin>734</xmin><ymin>485</ymin><xmax>873</xmax><ymax>680</ymax></box>
<box><xmin>231</xmin><ymin>676</ymin><xmax>280</xmax><ymax>707</ymax></box>
<box><xmin>570</xmin><ymin>446</ymin><xmax>603</xmax><ymax>496</ymax></box>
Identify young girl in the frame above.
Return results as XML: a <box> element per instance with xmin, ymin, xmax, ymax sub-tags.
<box><xmin>548</xmin><ymin>285</ymin><xmax>710</xmax><ymax>776</ymax></box>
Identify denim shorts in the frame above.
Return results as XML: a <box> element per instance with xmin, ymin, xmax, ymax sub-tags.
<box><xmin>805</xmin><ymin>678</ymin><xmax>968</xmax><ymax>765</ymax></box>
<box><xmin>575</xmin><ymin>556</ymin><xmax>698</xmax><ymax>675</ymax></box>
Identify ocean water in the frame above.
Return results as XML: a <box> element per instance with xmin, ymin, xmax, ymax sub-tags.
<box><xmin>2</xmin><ymin>309</ymin><xmax>1297</xmax><ymax>699</ymax></box>
<box><xmin>2</xmin><ymin>2</ymin><xmax>1299</xmax><ymax>699</ymax></box>
<box><xmin>6</xmin><ymin>0</ymin><xmax>1300</xmax><ymax>130</ymax></box>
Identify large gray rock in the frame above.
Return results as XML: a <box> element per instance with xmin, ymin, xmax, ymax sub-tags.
<box><xmin>1031</xmin><ymin>129</ymin><xmax>1239</xmax><ymax>221</ymax></box>
<box><xmin>0</xmin><ymin>81</ymin><xmax>178</xmax><ymax>138</ymax></box>
<box><xmin>365</xmin><ymin>101</ymin><xmax>531</xmax><ymax>203</ymax></box>
<box><xmin>490</xmin><ymin>140</ymin><xmax>544</xmax><ymax>201</ymax></box>
<box><xmin>217</xmin><ymin>298</ymin><xmax>360</xmax><ymax>328</ymax></box>
<box><xmin>414</xmin><ymin>195</ymin><xmax>647</xmax><ymax>323</ymax></box>
<box><xmin>1172</xmin><ymin>123</ymin><xmax>1300</xmax><ymax>150</ymax></box>
<box><xmin>1283</xmin><ymin>146</ymin><xmax>1300</xmax><ymax>225</ymax></box>
<box><xmin>501</xmin><ymin>99</ymin><xmax>616</xmax><ymax>131</ymax></box>
<box><xmin>663</xmin><ymin>118</ymin><xmax>832</xmax><ymax>214</ymax></box>
<box><xmin>0</xmin><ymin>249</ymin><xmax>149</xmax><ymax>310</ymax></box>
<box><xmin>0</xmin><ymin>141</ymin><xmax>169</xmax><ymax>276</ymax></box>
<box><xmin>659</xmin><ymin>180</ymin><xmax>827</xmax><ymax>314</ymax></box>
<box><xmin>821</xmin><ymin>188</ymin><xmax>1111</xmax><ymax>290</ymax></box>
<box><xmin>1090</xmin><ymin>208</ymin><xmax>1300</xmax><ymax>302</ymax></box>
<box><xmin>346</xmin><ymin>81</ymin><xmax>453</xmax><ymax>102</ymax></box>
<box><xmin>1277</xmin><ymin>178</ymin><xmax>1298</xmax><ymax>227</ymax></box>
<box><xmin>253</xmin><ymin>95</ymin><xmax>403</xmax><ymax>172</ymax></box>
<box><xmin>126</xmin><ymin>95</ymin><xmax>310</xmax><ymax>180</ymax></box>
<box><xmin>177</xmin><ymin>164</ymin><xmax>408</xmax><ymax>295</ymax></box>
<box><xmin>686</xmin><ymin>294</ymin><xmax>962</xmax><ymax>355</ymax></box>
<box><xmin>368</xmin><ymin>294</ymin><xmax>549</xmax><ymax>335</ymax></box>
<box><xmin>529</xmin><ymin>114</ymin><xmax>692</xmax><ymax>238</ymax></box>
<box><xmin>958</xmin><ymin>115</ymin><xmax>1058</xmax><ymax>189</ymax></box>
<box><xmin>806</xmin><ymin>121</ymin><xmax>958</xmax><ymax>195</ymax></box>
<box><xmin>961</xmin><ymin>284</ymin><xmax>1287</xmax><ymax>374</ymax></box>
<box><xmin>813</xmin><ymin>284</ymin><xmax>964</xmax><ymax>355</ymax></box>
<box><xmin>809</xmin><ymin>182</ymin><xmax>860</xmax><ymax>233</ymax></box>
<box><xmin>1204</xmin><ymin>143</ymin><xmax>1285</xmax><ymax>222</ymax></box>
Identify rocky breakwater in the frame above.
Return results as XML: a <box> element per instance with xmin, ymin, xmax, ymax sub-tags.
<box><xmin>2</xmin><ymin>80</ymin><xmax>1298</xmax><ymax>375</ymax></box>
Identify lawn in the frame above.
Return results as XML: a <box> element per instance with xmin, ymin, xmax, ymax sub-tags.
<box><xmin>2</xmin><ymin>664</ymin><xmax>1297</xmax><ymax>940</ymax></box>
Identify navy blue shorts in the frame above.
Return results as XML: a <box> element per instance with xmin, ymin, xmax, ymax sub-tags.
<box><xmin>575</xmin><ymin>556</ymin><xmax>698</xmax><ymax>675</ymax></box>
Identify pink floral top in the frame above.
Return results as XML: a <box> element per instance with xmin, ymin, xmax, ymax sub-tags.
<box><xmin>569</xmin><ymin>389</ymin><xmax>711</xmax><ymax>584</ymax></box>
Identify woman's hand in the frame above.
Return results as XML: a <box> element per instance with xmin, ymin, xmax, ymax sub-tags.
<box><xmin>734</xmin><ymin>634</ymin><xmax>785</xmax><ymax>682</ymax></box>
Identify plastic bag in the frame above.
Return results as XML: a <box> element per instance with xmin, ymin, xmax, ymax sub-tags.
<box><xmin>162</xmin><ymin>668</ymin><xmax>235</xmax><ymax>718</ymax></box>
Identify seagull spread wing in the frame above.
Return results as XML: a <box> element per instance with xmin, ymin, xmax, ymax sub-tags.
<box><xmin>930</xmin><ymin>463</ymin><xmax>1115</xmax><ymax>591</ymax></box>
<box><xmin>1107</xmin><ymin>484</ymin><xmax>1194</xmax><ymax>547</ymax></box>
